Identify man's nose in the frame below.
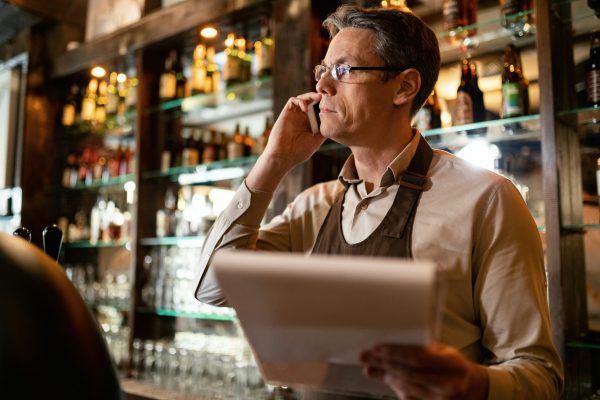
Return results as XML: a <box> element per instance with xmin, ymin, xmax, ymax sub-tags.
<box><xmin>316</xmin><ymin>74</ymin><xmax>336</xmax><ymax>96</ymax></box>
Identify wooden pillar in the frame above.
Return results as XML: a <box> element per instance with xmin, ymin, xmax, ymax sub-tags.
<box><xmin>536</xmin><ymin>2</ymin><xmax>591</xmax><ymax>398</ymax></box>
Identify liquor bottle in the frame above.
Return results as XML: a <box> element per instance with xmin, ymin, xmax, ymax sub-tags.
<box><xmin>81</xmin><ymin>79</ymin><xmax>98</xmax><ymax>123</ymax></box>
<box><xmin>119</xmin><ymin>143</ymin><xmax>131</xmax><ymax>176</ymax></box>
<box><xmin>500</xmin><ymin>0</ymin><xmax>534</xmax><ymax>38</ymax></box>
<box><xmin>61</xmin><ymin>84</ymin><xmax>79</xmax><ymax>127</ymax></box>
<box><xmin>587</xmin><ymin>32</ymin><xmax>600</xmax><ymax>107</ymax></box>
<box><xmin>501</xmin><ymin>45</ymin><xmax>525</xmax><ymax>118</ymax></box>
<box><xmin>469</xmin><ymin>61</ymin><xmax>486</xmax><ymax>123</ymax></box>
<box><xmin>414</xmin><ymin>91</ymin><xmax>442</xmax><ymax>132</ymax></box>
<box><xmin>181</xmin><ymin>128</ymin><xmax>200</xmax><ymax>167</ymax></box>
<box><xmin>514</xmin><ymin>46</ymin><xmax>530</xmax><ymax>115</ymax></box>
<box><xmin>115</xmin><ymin>72</ymin><xmax>128</xmax><ymax>125</ymax></box>
<box><xmin>243</xmin><ymin>126</ymin><xmax>255</xmax><ymax>157</ymax></box>
<box><xmin>156</xmin><ymin>188</ymin><xmax>177</xmax><ymax>238</ymax></box>
<box><xmin>255</xmin><ymin>116</ymin><xmax>272</xmax><ymax>155</ymax></box>
<box><xmin>454</xmin><ymin>59</ymin><xmax>474</xmax><ymax>126</ymax></box>
<box><xmin>255</xmin><ymin>19</ymin><xmax>274</xmax><ymax>78</ymax></box>
<box><xmin>125</xmin><ymin>67</ymin><xmax>138</xmax><ymax>114</ymax></box>
<box><xmin>238</xmin><ymin>36</ymin><xmax>252</xmax><ymax>84</ymax></box>
<box><xmin>95</xmin><ymin>80</ymin><xmax>108</xmax><ymax>127</ymax></box>
<box><xmin>193</xmin><ymin>128</ymin><xmax>204</xmax><ymax>161</ymax></box>
<box><xmin>190</xmin><ymin>44</ymin><xmax>207</xmax><ymax>95</ymax></box>
<box><xmin>106</xmin><ymin>72</ymin><xmax>120</xmax><ymax>121</ymax></box>
<box><xmin>217</xmin><ymin>131</ymin><xmax>228</xmax><ymax>161</ymax></box>
<box><xmin>202</xmin><ymin>130</ymin><xmax>218</xmax><ymax>164</ymax></box>
<box><xmin>442</xmin><ymin>0</ymin><xmax>477</xmax><ymax>47</ymax></box>
<box><xmin>227</xmin><ymin>123</ymin><xmax>245</xmax><ymax>160</ymax></box>
<box><xmin>161</xmin><ymin>136</ymin><xmax>173</xmax><ymax>171</ymax></box>
<box><xmin>174</xmin><ymin>51</ymin><xmax>187</xmax><ymax>100</ymax></box>
<box><xmin>160</xmin><ymin>51</ymin><xmax>178</xmax><ymax>101</ymax></box>
<box><xmin>224</xmin><ymin>33</ymin><xmax>241</xmax><ymax>87</ymax></box>
<box><xmin>62</xmin><ymin>154</ymin><xmax>78</xmax><ymax>187</ymax></box>
<box><xmin>205</xmin><ymin>47</ymin><xmax>220</xmax><ymax>94</ymax></box>
<box><xmin>589</xmin><ymin>0</ymin><xmax>600</xmax><ymax>18</ymax></box>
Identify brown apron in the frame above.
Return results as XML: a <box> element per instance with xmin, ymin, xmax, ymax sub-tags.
<box><xmin>304</xmin><ymin>136</ymin><xmax>433</xmax><ymax>400</ymax></box>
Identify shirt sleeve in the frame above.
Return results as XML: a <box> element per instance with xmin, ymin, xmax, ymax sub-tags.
<box><xmin>473</xmin><ymin>179</ymin><xmax>564</xmax><ymax>399</ymax></box>
<box><xmin>194</xmin><ymin>180</ymin><xmax>294</xmax><ymax>305</ymax></box>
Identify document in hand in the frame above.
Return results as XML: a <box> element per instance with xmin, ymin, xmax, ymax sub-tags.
<box><xmin>212</xmin><ymin>250</ymin><xmax>441</xmax><ymax>398</ymax></box>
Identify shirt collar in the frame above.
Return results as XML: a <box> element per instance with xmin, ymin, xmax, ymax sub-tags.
<box><xmin>338</xmin><ymin>129</ymin><xmax>422</xmax><ymax>190</ymax></box>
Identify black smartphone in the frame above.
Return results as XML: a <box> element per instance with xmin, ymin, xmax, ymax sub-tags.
<box><xmin>307</xmin><ymin>101</ymin><xmax>321</xmax><ymax>134</ymax></box>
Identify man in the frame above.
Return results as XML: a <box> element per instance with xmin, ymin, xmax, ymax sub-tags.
<box><xmin>195</xmin><ymin>5</ymin><xmax>563</xmax><ymax>399</ymax></box>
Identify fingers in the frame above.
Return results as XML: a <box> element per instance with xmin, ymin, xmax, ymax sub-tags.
<box><xmin>286</xmin><ymin>92</ymin><xmax>322</xmax><ymax>112</ymax></box>
<box><xmin>360</xmin><ymin>343</ymin><xmax>472</xmax><ymax>398</ymax></box>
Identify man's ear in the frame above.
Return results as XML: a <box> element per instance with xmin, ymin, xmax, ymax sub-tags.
<box><xmin>393</xmin><ymin>69</ymin><xmax>421</xmax><ymax>107</ymax></box>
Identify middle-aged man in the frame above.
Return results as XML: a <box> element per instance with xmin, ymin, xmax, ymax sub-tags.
<box><xmin>194</xmin><ymin>5</ymin><xmax>563</xmax><ymax>399</ymax></box>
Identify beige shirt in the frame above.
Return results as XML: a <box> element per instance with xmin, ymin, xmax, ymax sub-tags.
<box><xmin>195</xmin><ymin>131</ymin><xmax>563</xmax><ymax>400</ymax></box>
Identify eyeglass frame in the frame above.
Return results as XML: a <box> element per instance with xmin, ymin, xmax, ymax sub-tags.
<box><xmin>313</xmin><ymin>62</ymin><xmax>408</xmax><ymax>82</ymax></box>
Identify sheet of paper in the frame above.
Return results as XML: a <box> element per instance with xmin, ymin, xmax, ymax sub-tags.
<box><xmin>213</xmin><ymin>250</ymin><xmax>439</xmax><ymax>396</ymax></box>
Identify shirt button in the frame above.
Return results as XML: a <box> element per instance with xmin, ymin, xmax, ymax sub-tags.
<box><xmin>237</xmin><ymin>200</ymin><xmax>244</xmax><ymax>209</ymax></box>
<box><xmin>360</xmin><ymin>203</ymin><xmax>368</xmax><ymax>210</ymax></box>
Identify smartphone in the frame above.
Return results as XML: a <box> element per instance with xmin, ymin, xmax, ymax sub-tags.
<box><xmin>307</xmin><ymin>101</ymin><xmax>321</xmax><ymax>135</ymax></box>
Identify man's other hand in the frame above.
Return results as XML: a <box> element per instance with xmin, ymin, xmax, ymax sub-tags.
<box><xmin>360</xmin><ymin>342</ymin><xmax>489</xmax><ymax>400</ymax></box>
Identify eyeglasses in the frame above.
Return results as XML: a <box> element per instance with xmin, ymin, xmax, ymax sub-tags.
<box><xmin>313</xmin><ymin>63</ymin><xmax>406</xmax><ymax>82</ymax></box>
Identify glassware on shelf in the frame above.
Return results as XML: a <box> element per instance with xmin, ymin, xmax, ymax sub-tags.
<box><xmin>65</xmin><ymin>263</ymin><xmax>131</xmax><ymax>310</ymax></box>
<box><xmin>500</xmin><ymin>0</ymin><xmax>534</xmax><ymax>38</ymax></box>
<box><xmin>131</xmin><ymin>333</ymin><xmax>270</xmax><ymax>398</ymax></box>
<box><xmin>442</xmin><ymin>0</ymin><xmax>478</xmax><ymax>49</ymax></box>
<box><xmin>140</xmin><ymin>246</ymin><xmax>235</xmax><ymax>318</ymax></box>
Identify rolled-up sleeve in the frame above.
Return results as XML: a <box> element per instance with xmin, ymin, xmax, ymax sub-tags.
<box><xmin>194</xmin><ymin>180</ymin><xmax>275</xmax><ymax>305</ymax></box>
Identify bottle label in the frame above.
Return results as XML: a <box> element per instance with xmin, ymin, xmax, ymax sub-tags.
<box><xmin>81</xmin><ymin>98</ymin><xmax>96</xmax><ymax>121</ymax></box>
<box><xmin>191</xmin><ymin>64</ymin><xmax>207</xmax><ymax>93</ymax></box>
<box><xmin>62</xmin><ymin>104</ymin><xmax>76</xmax><ymax>126</ymax></box>
<box><xmin>502</xmin><ymin>82</ymin><xmax>523</xmax><ymax>117</ymax></box>
<box><xmin>443</xmin><ymin>0</ymin><xmax>461</xmax><ymax>27</ymax></box>
<box><xmin>160</xmin><ymin>73</ymin><xmax>177</xmax><ymax>99</ymax></box>
<box><xmin>455</xmin><ymin>91</ymin><xmax>473</xmax><ymax>125</ymax></box>
<box><xmin>586</xmin><ymin>70</ymin><xmax>600</xmax><ymax>104</ymax></box>
<box><xmin>160</xmin><ymin>150</ymin><xmax>171</xmax><ymax>171</ymax></box>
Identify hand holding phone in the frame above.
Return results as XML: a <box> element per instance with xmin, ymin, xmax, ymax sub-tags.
<box><xmin>307</xmin><ymin>101</ymin><xmax>321</xmax><ymax>135</ymax></box>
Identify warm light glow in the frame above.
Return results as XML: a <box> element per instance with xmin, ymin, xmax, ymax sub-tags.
<box><xmin>200</xmin><ymin>26</ymin><xmax>218</xmax><ymax>39</ymax></box>
<box><xmin>225</xmin><ymin>33</ymin><xmax>235</xmax><ymax>48</ymax></box>
<box><xmin>117</xmin><ymin>73</ymin><xmax>127</xmax><ymax>83</ymax></box>
<box><xmin>456</xmin><ymin>140</ymin><xmax>501</xmax><ymax>171</ymax></box>
<box><xmin>91</xmin><ymin>66</ymin><xmax>107</xmax><ymax>78</ymax></box>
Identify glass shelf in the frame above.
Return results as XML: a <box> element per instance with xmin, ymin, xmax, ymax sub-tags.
<box><xmin>139</xmin><ymin>236</ymin><xmax>205</xmax><ymax>247</ymax></box>
<box><xmin>62</xmin><ymin>174</ymin><xmax>135</xmax><ymax>191</ymax></box>
<box><xmin>137</xmin><ymin>307</ymin><xmax>236</xmax><ymax>321</ymax></box>
<box><xmin>143</xmin><ymin>156</ymin><xmax>258</xmax><ymax>181</ymax></box>
<box><xmin>421</xmin><ymin>115</ymin><xmax>541</xmax><ymax>149</ymax></box>
<box><xmin>558</xmin><ymin>105</ymin><xmax>600</xmax><ymax>126</ymax></box>
<box><xmin>562</xmin><ymin>223</ymin><xmax>600</xmax><ymax>231</ymax></box>
<box><xmin>148</xmin><ymin>77</ymin><xmax>273</xmax><ymax>114</ymax></box>
<box><xmin>86</xmin><ymin>300</ymin><xmax>130</xmax><ymax>313</ymax></box>
<box><xmin>60</xmin><ymin>111</ymin><xmax>136</xmax><ymax>138</ymax></box>
<box><xmin>431</xmin><ymin>5</ymin><xmax>537</xmax><ymax>62</ymax></box>
<box><xmin>567</xmin><ymin>331</ymin><xmax>600</xmax><ymax>350</ymax></box>
<box><xmin>64</xmin><ymin>239</ymin><xmax>130</xmax><ymax>249</ymax></box>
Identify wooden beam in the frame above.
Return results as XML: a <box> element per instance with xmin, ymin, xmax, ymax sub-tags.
<box><xmin>51</xmin><ymin>0</ymin><xmax>267</xmax><ymax>78</ymax></box>
<box><xmin>5</xmin><ymin>0</ymin><xmax>87</xmax><ymax>26</ymax></box>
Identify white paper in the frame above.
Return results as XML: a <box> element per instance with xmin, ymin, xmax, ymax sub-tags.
<box><xmin>212</xmin><ymin>251</ymin><xmax>439</xmax><ymax>396</ymax></box>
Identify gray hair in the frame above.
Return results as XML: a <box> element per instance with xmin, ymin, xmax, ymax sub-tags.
<box><xmin>323</xmin><ymin>5</ymin><xmax>440</xmax><ymax>116</ymax></box>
